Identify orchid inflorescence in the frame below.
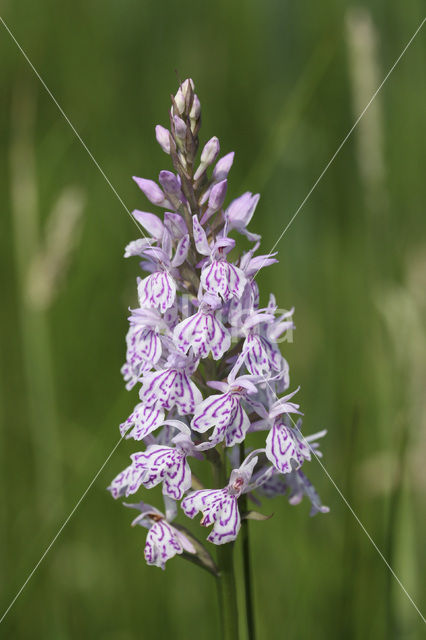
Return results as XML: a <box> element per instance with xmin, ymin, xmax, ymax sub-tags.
<box><xmin>108</xmin><ymin>78</ymin><xmax>329</xmax><ymax>572</ymax></box>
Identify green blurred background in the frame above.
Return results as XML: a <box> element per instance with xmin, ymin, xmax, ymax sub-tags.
<box><xmin>0</xmin><ymin>1</ymin><xmax>425</xmax><ymax>638</ymax></box>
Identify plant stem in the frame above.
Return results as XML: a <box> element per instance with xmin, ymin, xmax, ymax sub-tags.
<box><xmin>216</xmin><ymin>572</ymin><xmax>225</xmax><ymax>635</ymax></box>
<box><xmin>240</xmin><ymin>491</ymin><xmax>256</xmax><ymax>640</ymax></box>
<box><xmin>240</xmin><ymin>443</ymin><xmax>256</xmax><ymax>640</ymax></box>
<box><xmin>216</xmin><ymin>542</ymin><xmax>239</xmax><ymax>640</ymax></box>
<box><xmin>213</xmin><ymin>454</ymin><xmax>240</xmax><ymax>640</ymax></box>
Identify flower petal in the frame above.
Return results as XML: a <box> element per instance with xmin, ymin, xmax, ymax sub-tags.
<box><xmin>134</xmin><ymin>445</ymin><xmax>191</xmax><ymax>500</ymax></box>
<box><xmin>181</xmin><ymin>488</ymin><xmax>226</xmax><ymax>524</ymax></box>
<box><xmin>133</xmin><ymin>177</ymin><xmax>171</xmax><ymax>208</ymax></box>
<box><xmin>192</xmin><ymin>215</ymin><xmax>210</xmax><ymax>256</ymax></box>
<box><xmin>174</xmin><ymin>311</ymin><xmax>230</xmax><ymax>360</ymax></box>
<box><xmin>191</xmin><ymin>393</ymin><xmax>234</xmax><ymax>436</ymax></box>
<box><xmin>132</xmin><ymin>210</ymin><xmax>165</xmax><ymax>239</ymax></box>
<box><xmin>224</xmin><ymin>402</ymin><xmax>250</xmax><ymax>446</ymax></box>
<box><xmin>155</xmin><ymin>125</ymin><xmax>171</xmax><ymax>154</ymax></box>
<box><xmin>124</xmin><ymin>238</ymin><xmax>154</xmax><ymax>258</ymax></box>
<box><xmin>242</xmin><ymin>334</ymin><xmax>276</xmax><ymax>376</ymax></box>
<box><xmin>144</xmin><ymin>521</ymin><xmax>183</xmax><ymax>570</ymax></box>
<box><xmin>141</xmin><ymin>369</ymin><xmax>202</xmax><ymax>415</ymax></box>
<box><xmin>108</xmin><ymin>461</ymin><xmax>146</xmax><ymax>499</ymax></box>
<box><xmin>290</xmin><ymin>470</ymin><xmax>330</xmax><ymax>516</ymax></box>
<box><xmin>171</xmin><ymin>234</ymin><xmax>190</xmax><ymax>268</ymax></box>
<box><xmin>265</xmin><ymin>423</ymin><xmax>311</xmax><ymax>474</ymax></box>
<box><xmin>269</xmin><ymin>388</ymin><xmax>302</xmax><ymax>419</ymax></box>
<box><xmin>212</xmin><ymin>151</ymin><xmax>235</xmax><ymax>182</ymax></box>
<box><xmin>120</xmin><ymin>403</ymin><xmax>165</xmax><ymax>440</ymax></box>
<box><xmin>208</xmin><ymin>494</ymin><xmax>240</xmax><ymax>545</ymax></box>
<box><xmin>164</xmin><ymin>212</ymin><xmax>188</xmax><ymax>239</ymax></box>
<box><xmin>201</xmin><ymin>261</ymin><xmax>247</xmax><ymax>301</ymax></box>
<box><xmin>138</xmin><ymin>271</ymin><xmax>176</xmax><ymax>313</ymax></box>
<box><xmin>125</xmin><ymin>326</ymin><xmax>162</xmax><ymax>376</ymax></box>
<box><xmin>225</xmin><ymin>192</ymin><xmax>259</xmax><ymax>230</ymax></box>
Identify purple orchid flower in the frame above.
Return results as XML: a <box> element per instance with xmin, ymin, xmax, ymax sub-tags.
<box><xmin>120</xmin><ymin>308</ymin><xmax>167</xmax><ymax>389</ymax></box>
<box><xmin>136</xmin><ymin>232</ymin><xmax>190</xmax><ymax>313</ymax></box>
<box><xmin>192</xmin><ymin>216</ymin><xmax>247</xmax><ymax>302</ymax></box>
<box><xmin>191</xmin><ymin>370</ymin><xmax>260</xmax><ymax>446</ymax></box>
<box><xmin>243</xmin><ymin>389</ymin><xmax>311</xmax><ymax>474</ymax></box>
<box><xmin>120</xmin><ymin>362</ymin><xmax>140</xmax><ymax>392</ymax></box>
<box><xmin>225</xmin><ymin>244</ymin><xmax>278</xmax><ymax>320</ymax></box>
<box><xmin>224</xmin><ymin>191</ymin><xmax>260</xmax><ymax>241</ymax></box>
<box><xmin>173</xmin><ymin>292</ymin><xmax>231</xmax><ymax>360</ymax></box>
<box><xmin>200</xmin><ymin>239</ymin><xmax>247</xmax><ymax>302</ymax></box>
<box><xmin>137</xmin><ymin>269</ymin><xmax>177</xmax><ymax>314</ymax></box>
<box><xmin>258</xmin><ymin>469</ymin><xmax>330</xmax><ymax>516</ymax></box>
<box><xmin>119</xmin><ymin>404</ymin><xmax>165</xmax><ymax>441</ymax></box>
<box><xmin>124</xmin><ymin>237</ymin><xmax>155</xmax><ymax>258</ymax></box>
<box><xmin>124</xmin><ymin>501</ymin><xmax>195</xmax><ymax>569</ymax></box>
<box><xmin>241</xmin><ymin>301</ymin><xmax>294</xmax><ymax>379</ymax></box>
<box><xmin>140</xmin><ymin>352</ymin><xmax>202</xmax><ymax>415</ymax></box>
<box><xmin>115</xmin><ymin>424</ymin><xmax>195</xmax><ymax>500</ymax></box>
<box><xmin>108</xmin><ymin>456</ymin><xmax>148</xmax><ymax>499</ymax></box>
<box><xmin>265</xmin><ymin>408</ymin><xmax>326</xmax><ymax>476</ymax></box>
<box><xmin>229</xmin><ymin>307</ymin><xmax>288</xmax><ymax>378</ymax></box>
<box><xmin>182</xmin><ymin>455</ymin><xmax>258</xmax><ymax>544</ymax></box>
<box><xmin>265</xmin><ymin>420</ymin><xmax>310</xmax><ymax>474</ymax></box>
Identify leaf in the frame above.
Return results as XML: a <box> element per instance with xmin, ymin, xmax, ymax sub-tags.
<box><xmin>190</xmin><ymin>474</ymin><xmax>205</xmax><ymax>491</ymax></box>
<box><xmin>242</xmin><ymin>510</ymin><xmax>274</xmax><ymax>522</ymax></box>
<box><xmin>173</xmin><ymin>523</ymin><xmax>219</xmax><ymax>577</ymax></box>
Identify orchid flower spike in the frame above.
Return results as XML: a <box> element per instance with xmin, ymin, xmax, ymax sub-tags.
<box><xmin>109</xmin><ymin>79</ymin><xmax>328</xmax><ymax>574</ymax></box>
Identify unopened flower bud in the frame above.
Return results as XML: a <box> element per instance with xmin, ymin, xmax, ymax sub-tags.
<box><xmin>174</xmin><ymin>79</ymin><xmax>194</xmax><ymax>115</ymax></box>
<box><xmin>200</xmin><ymin>136</ymin><xmax>220</xmax><ymax>165</ymax></box>
<box><xmin>190</xmin><ymin>94</ymin><xmax>201</xmax><ymax>120</ymax></box>
<box><xmin>182</xmin><ymin>78</ymin><xmax>194</xmax><ymax>98</ymax></box>
<box><xmin>212</xmin><ymin>152</ymin><xmax>235</xmax><ymax>181</ymax></box>
<box><xmin>200</xmin><ymin>179</ymin><xmax>228</xmax><ymax>224</ymax></box>
<box><xmin>173</xmin><ymin>115</ymin><xmax>187</xmax><ymax>142</ymax></box>
<box><xmin>132</xmin><ymin>177</ymin><xmax>170</xmax><ymax>207</ymax></box>
<box><xmin>194</xmin><ymin>137</ymin><xmax>220</xmax><ymax>181</ymax></box>
<box><xmin>208</xmin><ymin>179</ymin><xmax>227</xmax><ymax>212</ymax></box>
<box><xmin>159</xmin><ymin>170</ymin><xmax>181</xmax><ymax>197</ymax></box>
<box><xmin>174</xmin><ymin>89</ymin><xmax>185</xmax><ymax>114</ymax></box>
<box><xmin>155</xmin><ymin>125</ymin><xmax>171</xmax><ymax>154</ymax></box>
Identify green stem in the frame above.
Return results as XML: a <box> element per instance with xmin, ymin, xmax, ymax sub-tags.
<box><xmin>216</xmin><ymin>572</ymin><xmax>225</xmax><ymax>635</ymax></box>
<box><xmin>216</xmin><ymin>542</ymin><xmax>239</xmax><ymax>640</ymax></box>
<box><xmin>240</xmin><ymin>491</ymin><xmax>255</xmax><ymax>640</ymax></box>
<box><xmin>240</xmin><ymin>442</ymin><xmax>256</xmax><ymax>640</ymax></box>
<box><xmin>213</xmin><ymin>454</ymin><xmax>240</xmax><ymax>640</ymax></box>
